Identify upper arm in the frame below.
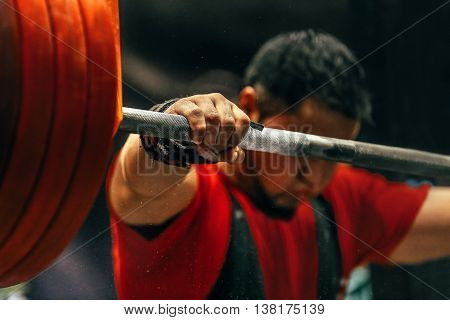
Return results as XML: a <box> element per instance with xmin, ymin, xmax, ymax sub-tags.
<box><xmin>107</xmin><ymin>134</ymin><xmax>198</xmax><ymax>225</ymax></box>
<box><xmin>329</xmin><ymin>166</ymin><xmax>430</xmax><ymax>273</ymax></box>
<box><xmin>390</xmin><ymin>187</ymin><xmax>450</xmax><ymax>264</ymax></box>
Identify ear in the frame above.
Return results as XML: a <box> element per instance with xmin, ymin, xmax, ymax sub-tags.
<box><xmin>238</xmin><ymin>86</ymin><xmax>260</xmax><ymax>122</ymax></box>
<box><xmin>297</xmin><ymin>99</ymin><xmax>317</xmax><ymax>122</ymax></box>
<box><xmin>350</xmin><ymin>121</ymin><xmax>361</xmax><ymax>140</ymax></box>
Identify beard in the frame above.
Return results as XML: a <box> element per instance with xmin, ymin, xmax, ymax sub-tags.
<box><xmin>247</xmin><ymin>177</ymin><xmax>298</xmax><ymax>220</ymax></box>
<box><xmin>236</xmin><ymin>151</ymin><xmax>300</xmax><ymax>220</ymax></box>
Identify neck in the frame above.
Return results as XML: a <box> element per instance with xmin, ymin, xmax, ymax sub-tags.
<box><xmin>218</xmin><ymin>161</ymin><xmax>257</xmax><ymax>196</ymax></box>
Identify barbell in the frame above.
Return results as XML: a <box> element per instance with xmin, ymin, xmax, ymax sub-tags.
<box><xmin>0</xmin><ymin>0</ymin><xmax>449</xmax><ymax>288</ymax></box>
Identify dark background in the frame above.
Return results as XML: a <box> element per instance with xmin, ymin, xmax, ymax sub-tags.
<box><xmin>29</xmin><ymin>0</ymin><xmax>450</xmax><ymax>299</ymax></box>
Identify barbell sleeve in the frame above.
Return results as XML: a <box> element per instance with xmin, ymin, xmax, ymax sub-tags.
<box><xmin>121</xmin><ymin>107</ymin><xmax>450</xmax><ymax>177</ymax></box>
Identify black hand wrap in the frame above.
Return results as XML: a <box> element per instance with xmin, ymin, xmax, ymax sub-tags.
<box><xmin>139</xmin><ymin>99</ymin><xmax>215</xmax><ymax>168</ymax></box>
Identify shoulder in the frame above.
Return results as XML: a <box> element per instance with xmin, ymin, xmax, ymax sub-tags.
<box><xmin>324</xmin><ymin>164</ymin><xmax>377</xmax><ymax>198</ymax></box>
<box><xmin>323</xmin><ymin>164</ymin><xmax>430</xmax><ymax>215</ymax></box>
<box><xmin>329</xmin><ymin>164</ymin><xmax>376</xmax><ymax>184</ymax></box>
<box><xmin>326</xmin><ymin>164</ymin><xmax>430</xmax><ymax>195</ymax></box>
<box><xmin>325</xmin><ymin>164</ymin><xmax>405</xmax><ymax>195</ymax></box>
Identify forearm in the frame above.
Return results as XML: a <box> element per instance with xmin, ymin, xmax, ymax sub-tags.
<box><xmin>121</xmin><ymin>134</ymin><xmax>191</xmax><ymax>197</ymax></box>
<box><xmin>109</xmin><ymin>134</ymin><xmax>196</xmax><ymax>225</ymax></box>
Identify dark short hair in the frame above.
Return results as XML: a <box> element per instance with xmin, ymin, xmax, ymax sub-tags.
<box><xmin>244</xmin><ymin>30</ymin><xmax>372</xmax><ymax>121</ymax></box>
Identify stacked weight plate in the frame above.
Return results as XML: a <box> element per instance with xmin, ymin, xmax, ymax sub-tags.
<box><xmin>0</xmin><ymin>0</ymin><xmax>21</xmax><ymax>185</ymax></box>
<box><xmin>0</xmin><ymin>0</ymin><xmax>122</xmax><ymax>287</ymax></box>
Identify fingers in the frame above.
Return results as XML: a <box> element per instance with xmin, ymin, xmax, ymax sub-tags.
<box><xmin>231</xmin><ymin>146</ymin><xmax>246</xmax><ymax>163</ymax></box>
<box><xmin>211</xmin><ymin>95</ymin><xmax>235</xmax><ymax>151</ymax></box>
<box><xmin>230</xmin><ymin>104</ymin><xmax>250</xmax><ymax>148</ymax></box>
<box><xmin>221</xmin><ymin>146</ymin><xmax>246</xmax><ymax>164</ymax></box>
<box><xmin>196</xmin><ymin>99</ymin><xmax>220</xmax><ymax>147</ymax></box>
<box><xmin>166</xmin><ymin>93</ymin><xmax>250</xmax><ymax>162</ymax></box>
<box><xmin>167</xmin><ymin>100</ymin><xmax>206</xmax><ymax>144</ymax></box>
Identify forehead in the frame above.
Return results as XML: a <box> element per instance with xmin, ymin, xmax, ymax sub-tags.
<box><xmin>262</xmin><ymin>106</ymin><xmax>359</xmax><ymax>140</ymax></box>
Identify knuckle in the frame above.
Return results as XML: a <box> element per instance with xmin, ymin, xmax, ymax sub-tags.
<box><xmin>239</xmin><ymin>116</ymin><xmax>251</xmax><ymax>127</ymax></box>
<box><xmin>186</xmin><ymin>107</ymin><xmax>203</xmax><ymax>118</ymax></box>
<box><xmin>205</xmin><ymin>112</ymin><xmax>220</xmax><ymax>124</ymax></box>
<box><xmin>210</xmin><ymin>92</ymin><xmax>224</xmax><ymax>100</ymax></box>
<box><xmin>222</xmin><ymin>117</ymin><xmax>235</xmax><ymax>129</ymax></box>
<box><xmin>174</xmin><ymin>98</ymin><xmax>189</xmax><ymax>107</ymax></box>
<box><xmin>193</xmin><ymin>123</ymin><xmax>207</xmax><ymax>133</ymax></box>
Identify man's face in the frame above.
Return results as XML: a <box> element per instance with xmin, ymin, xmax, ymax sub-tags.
<box><xmin>246</xmin><ymin>100</ymin><xmax>360</xmax><ymax>209</ymax></box>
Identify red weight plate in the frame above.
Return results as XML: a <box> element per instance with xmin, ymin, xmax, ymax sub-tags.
<box><xmin>0</xmin><ymin>0</ymin><xmax>56</xmax><ymax>271</ymax></box>
<box><xmin>106</xmin><ymin>0</ymin><xmax>123</xmax><ymax>118</ymax></box>
<box><xmin>0</xmin><ymin>0</ymin><xmax>22</xmax><ymax>185</ymax></box>
<box><xmin>0</xmin><ymin>0</ymin><xmax>89</xmax><ymax>282</ymax></box>
<box><xmin>0</xmin><ymin>0</ymin><xmax>122</xmax><ymax>286</ymax></box>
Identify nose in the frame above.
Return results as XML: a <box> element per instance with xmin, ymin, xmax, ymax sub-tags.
<box><xmin>294</xmin><ymin>158</ymin><xmax>328</xmax><ymax>197</ymax></box>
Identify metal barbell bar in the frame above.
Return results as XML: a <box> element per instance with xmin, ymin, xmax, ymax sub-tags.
<box><xmin>121</xmin><ymin>107</ymin><xmax>450</xmax><ymax>178</ymax></box>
